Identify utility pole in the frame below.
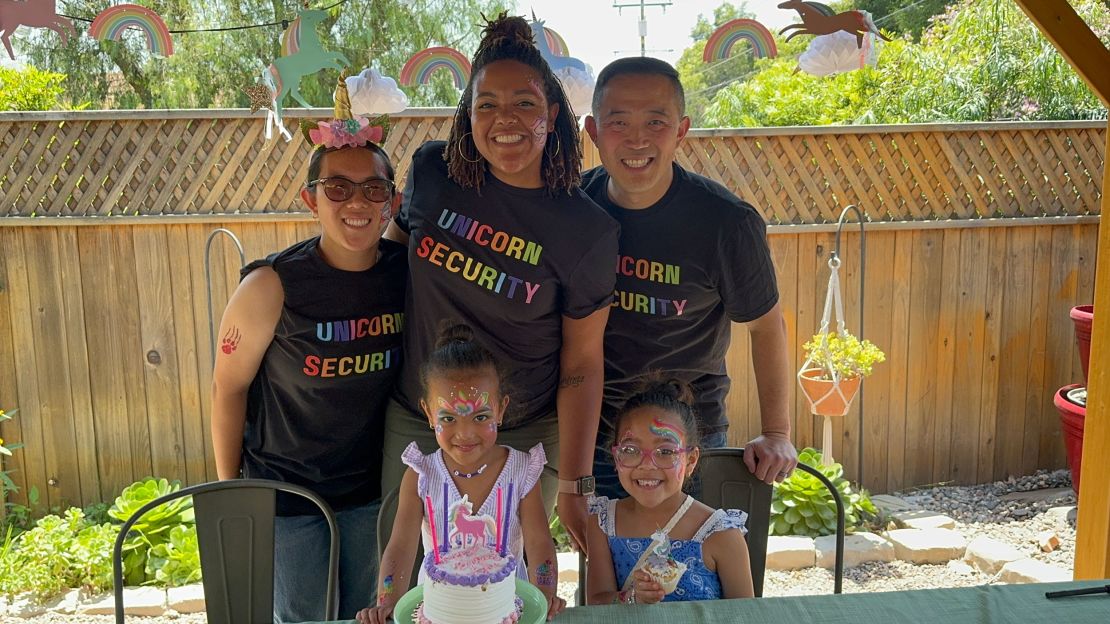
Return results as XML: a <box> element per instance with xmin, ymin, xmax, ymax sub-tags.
<box><xmin>613</xmin><ymin>0</ymin><xmax>672</xmax><ymax>57</ymax></box>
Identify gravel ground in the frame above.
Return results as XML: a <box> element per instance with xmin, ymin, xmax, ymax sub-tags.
<box><xmin>3</xmin><ymin>469</ymin><xmax>1077</xmax><ymax>622</ymax></box>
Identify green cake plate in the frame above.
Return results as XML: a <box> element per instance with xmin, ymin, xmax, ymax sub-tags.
<box><xmin>393</xmin><ymin>578</ymin><xmax>548</xmax><ymax>624</ymax></box>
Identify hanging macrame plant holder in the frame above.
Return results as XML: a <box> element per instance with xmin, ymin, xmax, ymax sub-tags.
<box><xmin>798</xmin><ymin>256</ymin><xmax>862</xmax><ymax>466</ymax></box>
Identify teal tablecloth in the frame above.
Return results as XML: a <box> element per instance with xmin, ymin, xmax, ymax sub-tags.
<box><xmin>314</xmin><ymin>581</ymin><xmax>1110</xmax><ymax>623</ymax></box>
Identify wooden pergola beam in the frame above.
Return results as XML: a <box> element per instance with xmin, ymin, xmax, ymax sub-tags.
<box><xmin>1011</xmin><ymin>0</ymin><xmax>1110</xmax><ymax>579</ymax></box>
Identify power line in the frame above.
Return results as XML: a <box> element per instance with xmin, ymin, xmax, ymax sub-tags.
<box><xmin>60</xmin><ymin>0</ymin><xmax>349</xmax><ymax>34</ymax></box>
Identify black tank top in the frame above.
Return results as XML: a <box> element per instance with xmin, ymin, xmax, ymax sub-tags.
<box><xmin>240</xmin><ymin>237</ymin><xmax>406</xmax><ymax>515</ymax></box>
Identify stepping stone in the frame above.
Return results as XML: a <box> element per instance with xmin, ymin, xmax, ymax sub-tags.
<box><xmin>43</xmin><ymin>588</ymin><xmax>80</xmax><ymax>614</ymax></box>
<box><xmin>1045</xmin><ymin>506</ymin><xmax>1077</xmax><ymax>525</ymax></box>
<box><xmin>79</xmin><ymin>587</ymin><xmax>167</xmax><ymax>616</ymax></box>
<box><xmin>766</xmin><ymin>536</ymin><xmax>815</xmax><ymax>570</ymax></box>
<box><xmin>556</xmin><ymin>551</ymin><xmax>581</xmax><ymax>583</ymax></box>
<box><xmin>886</xmin><ymin>528</ymin><xmax>967</xmax><ymax>564</ymax></box>
<box><xmin>816</xmin><ymin>532</ymin><xmax>894</xmax><ymax>569</ymax></box>
<box><xmin>891</xmin><ymin>510</ymin><xmax>956</xmax><ymax>530</ymax></box>
<box><xmin>999</xmin><ymin>487</ymin><xmax>1073</xmax><ymax>504</ymax></box>
<box><xmin>6</xmin><ymin>595</ymin><xmax>46</xmax><ymax>618</ymax></box>
<box><xmin>946</xmin><ymin>560</ymin><xmax>975</xmax><ymax>576</ymax></box>
<box><xmin>964</xmin><ymin>535</ymin><xmax>1025</xmax><ymax>574</ymax></box>
<box><xmin>167</xmin><ymin>584</ymin><xmax>206</xmax><ymax>614</ymax></box>
<box><xmin>871</xmin><ymin>495</ymin><xmax>921</xmax><ymax>515</ymax></box>
<box><xmin>998</xmin><ymin>559</ymin><xmax>1072</xmax><ymax>584</ymax></box>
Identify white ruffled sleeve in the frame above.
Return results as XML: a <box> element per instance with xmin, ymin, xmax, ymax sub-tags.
<box><xmin>694</xmin><ymin>508</ymin><xmax>749</xmax><ymax>542</ymax></box>
<box><xmin>518</xmin><ymin>443</ymin><xmax>547</xmax><ymax>496</ymax></box>
<box><xmin>587</xmin><ymin>495</ymin><xmax>618</xmax><ymax>536</ymax></box>
<box><xmin>401</xmin><ymin>442</ymin><xmax>431</xmax><ymax>498</ymax></box>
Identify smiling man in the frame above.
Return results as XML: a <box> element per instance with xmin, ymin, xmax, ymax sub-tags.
<box><xmin>582</xmin><ymin>57</ymin><xmax>797</xmax><ymax>493</ymax></box>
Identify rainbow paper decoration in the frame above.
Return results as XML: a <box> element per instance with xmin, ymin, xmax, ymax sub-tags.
<box><xmin>399</xmin><ymin>47</ymin><xmax>471</xmax><ymax>89</ymax></box>
<box><xmin>543</xmin><ymin>27</ymin><xmax>569</xmax><ymax>56</ymax></box>
<box><xmin>88</xmin><ymin>4</ymin><xmax>174</xmax><ymax>57</ymax></box>
<box><xmin>702</xmin><ymin>18</ymin><xmax>777</xmax><ymax>62</ymax></box>
<box><xmin>279</xmin><ymin>15</ymin><xmax>302</xmax><ymax>57</ymax></box>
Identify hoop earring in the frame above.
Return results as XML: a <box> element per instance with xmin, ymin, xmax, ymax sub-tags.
<box><xmin>456</xmin><ymin>132</ymin><xmax>482</xmax><ymax>164</ymax></box>
<box><xmin>545</xmin><ymin>133</ymin><xmax>561</xmax><ymax>159</ymax></box>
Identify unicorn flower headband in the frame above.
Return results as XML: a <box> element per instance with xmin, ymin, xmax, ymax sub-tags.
<box><xmin>300</xmin><ymin>72</ymin><xmax>390</xmax><ymax>149</ymax></box>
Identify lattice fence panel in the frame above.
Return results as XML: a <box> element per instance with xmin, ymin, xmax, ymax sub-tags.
<box><xmin>678</xmin><ymin>123</ymin><xmax>1104</xmax><ymax>223</ymax></box>
<box><xmin>0</xmin><ymin>114</ymin><xmax>1102</xmax><ymax>221</ymax></box>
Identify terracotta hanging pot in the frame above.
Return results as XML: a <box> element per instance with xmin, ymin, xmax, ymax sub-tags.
<box><xmin>799</xmin><ymin>368</ymin><xmax>862</xmax><ymax>416</ymax></box>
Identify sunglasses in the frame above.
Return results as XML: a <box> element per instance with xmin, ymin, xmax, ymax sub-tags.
<box><xmin>308</xmin><ymin>177</ymin><xmax>395</xmax><ymax>203</ymax></box>
<box><xmin>611</xmin><ymin>444</ymin><xmax>694</xmax><ymax>470</ymax></box>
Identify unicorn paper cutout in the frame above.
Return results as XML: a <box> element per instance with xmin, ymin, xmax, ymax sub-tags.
<box><xmin>450</xmin><ymin>495</ymin><xmax>496</xmax><ymax>548</ymax></box>
<box><xmin>267</xmin><ymin>9</ymin><xmax>350</xmax><ymax>117</ymax></box>
<box><xmin>778</xmin><ymin>0</ymin><xmax>891</xmax><ymax>49</ymax></box>
<box><xmin>530</xmin><ymin>16</ymin><xmax>586</xmax><ymax>73</ymax></box>
<box><xmin>0</xmin><ymin>0</ymin><xmax>75</xmax><ymax>60</ymax></box>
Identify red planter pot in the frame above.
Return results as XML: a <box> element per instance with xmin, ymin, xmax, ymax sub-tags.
<box><xmin>1054</xmin><ymin>384</ymin><xmax>1086</xmax><ymax>494</ymax></box>
<box><xmin>1070</xmin><ymin>305</ymin><xmax>1094</xmax><ymax>383</ymax></box>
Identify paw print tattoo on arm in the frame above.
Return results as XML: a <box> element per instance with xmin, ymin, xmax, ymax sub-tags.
<box><xmin>221</xmin><ymin>327</ymin><xmax>242</xmax><ymax>354</ymax></box>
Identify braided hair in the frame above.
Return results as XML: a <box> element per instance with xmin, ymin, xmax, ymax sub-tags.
<box><xmin>444</xmin><ymin>13</ymin><xmax>582</xmax><ymax>195</ymax></box>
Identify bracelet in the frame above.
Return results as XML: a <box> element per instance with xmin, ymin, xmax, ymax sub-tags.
<box><xmin>617</xmin><ymin>588</ymin><xmax>636</xmax><ymax>604</ymax></box>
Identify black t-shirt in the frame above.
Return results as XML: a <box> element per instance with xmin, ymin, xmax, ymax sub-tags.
<box><xmin>240</xmin><ymin>237</ymin><xmax>407</xmax><ymax>515</ymax></box>
<box><xmin>581</xmin><ymin>163</ymin><xmax>778</xmax><ymax>436</ymax></box>
<box><xmin>395</xmin><ymin>141</ymin><xmax>619</xmax><ymax>427</ymax></box>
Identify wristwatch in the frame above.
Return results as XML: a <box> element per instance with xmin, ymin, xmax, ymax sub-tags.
<box><xmin>558</xmin><ymin>476</ymin><xmax>596</xmax><ymax>496</ymax></box>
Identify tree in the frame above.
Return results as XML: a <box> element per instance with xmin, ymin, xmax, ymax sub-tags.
<box><xmin>674</xmin><ymin>2</ymin><xmax>756</xmax><ymax>126</ymax></box>
<box><xmin>0</xmin><ymin>64</ymin><xmax>66</xmax><ymax>111</ymax></box>
<box><xmin>704</xmin><ymin>0</ymin><xmax>1109</xmax><ymax>127</ymax></box>
<box><xmin>13</xmin><ymin>0</ymin><xmax>510</xmax><ymax>110</ymax></box>
<box><xmin>837</xmin><ymin>0</ymin><xmax>952</xmax><ymax>40</ymax></box>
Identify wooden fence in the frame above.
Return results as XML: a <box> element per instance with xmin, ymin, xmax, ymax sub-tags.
<box><xmin>0</xmin><ymin>111</ymin><xmax>1103</xmax><ymax>510</ymax></box>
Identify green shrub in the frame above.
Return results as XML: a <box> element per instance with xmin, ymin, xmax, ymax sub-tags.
<box><xmin>0</xmin><ymin>508</ymin><xmax>115</xmax><ymax>601</ymax></box>
<box><xmin>0</xmin><ymin>66</ymin><xmax>65</xmax><ymax>111</ymax></box>
<box><xmin>770</xmin><ymin>448</ymin><xmax>877</xmax><ymax>537</ymax></box>
<box><xmin>108</xmin><ymin>478</ymin><xmax>194</xmax><ymax>585</ymax></box>
<box><xmin>146</xmin><ymin>524</ymin><xmax>201</xmax><ymax>586</ymax></box>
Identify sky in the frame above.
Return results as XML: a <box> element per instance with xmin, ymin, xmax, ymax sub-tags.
<box><xmin>519</xmin><ymin>0</ymin><xmax>796</xmax><ymax>71</ymax></box>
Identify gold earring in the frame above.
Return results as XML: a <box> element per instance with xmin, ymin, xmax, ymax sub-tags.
<box><xmin>456</xmin><ymin>132</ymin><xmax>482</xmax><ymax>164</ymax></box>
<box><xmin>545</xmin><ymin>133</ymin><xmax>561</xmax><ymax>158</ymax></box>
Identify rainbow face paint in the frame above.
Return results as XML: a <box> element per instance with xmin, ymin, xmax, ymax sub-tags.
<box><xmin>436</xmin><ymin>388</ymin><xmax>491</xmax><ymax>419</ymax></box>
<box><xmin>650</xmin><ymin>418</ymin><xmax>684</xmax><ymax>447</ymax></box>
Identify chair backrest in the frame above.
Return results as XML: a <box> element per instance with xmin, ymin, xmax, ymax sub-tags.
<box><xmin>376</xmin><ymin>486</ymin><xmax>424</xmax><ymax>586</ymax></box>
<box><xmin>694</xmin><ymin>448</ymin><xmax>773</xmax><ymax>597</ymax></box>
<box><xmin>113</xmin><ymin>479</ymin><xmax>339</xmax><ymax>624</ymax></box>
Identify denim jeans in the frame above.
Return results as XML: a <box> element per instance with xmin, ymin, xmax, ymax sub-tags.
<box><xmin>273</xmin><ymin>499</ymin><xmax>380</xmax><ymax>623</ymax></box>
<box><xmin>593</xmin><ymin>431</ymin><xmax>728</xmax><ymax>500</ymax></box>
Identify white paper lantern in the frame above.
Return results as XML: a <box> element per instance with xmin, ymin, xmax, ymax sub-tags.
<box><xmin>798</xmin><ymin>30</ymin><xmax>880</xmax><ymax>78</ymax></box>
<box><xmin>344</xmin><ymin>68</ymin><xmax>409</xmax><ymax>116</ymax></box>
<box><xmin>554</xmin><ymin>65</ymin><xmax>595</xmax><ymax>118</ymax></box>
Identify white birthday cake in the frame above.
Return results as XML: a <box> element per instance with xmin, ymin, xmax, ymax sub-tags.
<box><xmin>417</xmin><ymin>541</ymin><xmax>522</xmax><ymax>624</ymax></box>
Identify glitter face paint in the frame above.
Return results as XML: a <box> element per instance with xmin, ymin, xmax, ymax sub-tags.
<box><xmin>436</xmin><ymin>388</ymin><xmax>491</xmax><ymax>418</ymax></box>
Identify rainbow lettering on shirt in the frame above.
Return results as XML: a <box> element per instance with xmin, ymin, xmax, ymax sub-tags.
<box><xmin>316</xmin><ymin>312</ymin><xmax>404</xmax><ymax>342</ymax></box>
<box><xmin>616</xmin><ymin>254</ymin><xmax>681</xmax><ymax>285</ymax></box>
<box><xmin>416</xmin><ymin>235</ymin><xmax>542</xmax><ymax>304</ymax></box>
<box><xmin>611</xmin><ymin>289</ymin><xmax>687</xmax><ymax>317</ymax></box>
<box><xmin>302</xmin><ymin>347</ymin><xmax>401</xmax><ymax>377</ymax></box>
<box><xmin>437</xmin><ymin>209</ymin><xmax>544</xmax><ymax>265</ymax></box>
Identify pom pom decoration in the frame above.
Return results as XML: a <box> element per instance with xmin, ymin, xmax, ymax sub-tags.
<box><xmin>345</xmin><ymin>67</ymin><xmax>409</xmax><ymax>116</ymax></box>
<box><xmin>797</xmin><ymin>30</ymin><xmax>880</xmax><ymax>77</ymax></box>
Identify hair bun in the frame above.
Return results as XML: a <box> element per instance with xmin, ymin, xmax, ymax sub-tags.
<box><xmin>479</xmin><ymin>13</ymin><xmax>535</xmax><ymax>50</ymax></box>
<box><xmin>434</xmin><ymin>322</ymin><xmax>475</xmax><ymax>350</ymax></box>
<box><xmin>636</xmin><ymin>375</ymin><xmax>695</xmax><ymax>407</ymax></box>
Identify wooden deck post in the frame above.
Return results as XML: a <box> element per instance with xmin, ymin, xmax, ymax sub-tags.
<box><xmin>1011</xmin><ymin>0</ymin><xmax>1110</xmax><ymax>578</ymax></box>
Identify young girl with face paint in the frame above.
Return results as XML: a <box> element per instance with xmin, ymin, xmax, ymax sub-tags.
<box><xmin>585</xmin><ymin>379</ymin><xmax>755</xmax><ymax>605</ymax></box>
<box><xmin>357</xmin><ymin>325</ymin><xmax>566</xmax><ymax>624</ymax></box>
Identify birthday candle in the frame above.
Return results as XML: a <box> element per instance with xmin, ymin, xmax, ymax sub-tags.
<box><xmin>425</xmin><ymin>495</ymin><xmax>441</xmax><ymax>564</ymax></box>
<box><xmin>500</xmin><ymin>482</ymin><xmax>513</xmax><ymax>556</ymax></box>
<box><xmin>442</xmin><ymin>482</ymin><xmax>449</xmax><ymax>553</ymax></box>
<box><xmin>495</xmin><ymin>486</ymin><xmax>503</xmax><ymax>551</ymax></box>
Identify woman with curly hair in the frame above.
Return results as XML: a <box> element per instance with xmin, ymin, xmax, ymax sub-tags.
<box><xmin>380</xmin><ymin>13</ymin><xmax>617</xmax><ymax>553</ymax></box>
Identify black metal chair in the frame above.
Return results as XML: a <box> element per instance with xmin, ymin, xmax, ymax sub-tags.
<box><xmin>696</xmin><ymin>447</ymin><xmax>845</xmax><ymax>595</ymax></box>
<box><xmin>112</xmin><ymin>479</ymin><xmax>340</xmax><ymax>624</ymax></box>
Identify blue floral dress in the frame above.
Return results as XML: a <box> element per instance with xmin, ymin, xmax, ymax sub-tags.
<box><xmin>588</xmin><ymin>496</ymin><xmax>747</xmax><ymax>602</ymax></box>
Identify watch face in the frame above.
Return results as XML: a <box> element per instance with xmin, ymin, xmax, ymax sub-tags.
<box><xmin>580</xmin><ymin>476</ymin><xmax>596</xmax><ymax>495</ymax></box>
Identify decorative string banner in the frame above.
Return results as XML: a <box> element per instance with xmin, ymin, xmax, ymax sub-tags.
<box><xmin>702</xmin><ymin>18</ymin><xmax>778</xmax><ymax>62</ymax></box>
<box><xmin>87</xmin><ymin>4</ymin><xmax>173</xmax><ymax>57</ymax></box>
<box><xmin>399</xmin><ymin>46</ymin><xmax>471</xmax><ymax>88</ymax></box>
